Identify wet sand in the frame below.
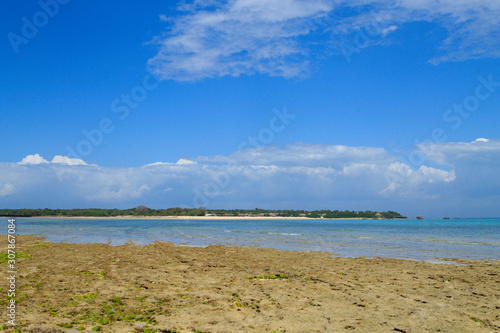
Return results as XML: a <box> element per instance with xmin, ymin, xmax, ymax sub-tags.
<box><xmin>1</xmin><ymin>235</ymin><xmax>499</xmax><ymax>332</ymax></box>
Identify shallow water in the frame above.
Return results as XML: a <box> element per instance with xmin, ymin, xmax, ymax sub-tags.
<box><xmin>11</xmin><ymin>217</ymin><xmax>500</xmax><ymax>261</ymax></box>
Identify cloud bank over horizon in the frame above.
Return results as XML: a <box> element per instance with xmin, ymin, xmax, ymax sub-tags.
<box><xmin>148</xmin><ymin>0</ymin><xmax>500</xmax><ymax>81</ymax></box>
<box><xmin>2</xmin><ymin>140</ymin><xmax>499</xmax><ymax>217</ymax></box>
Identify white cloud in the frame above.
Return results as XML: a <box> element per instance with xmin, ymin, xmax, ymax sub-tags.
<box><xmin>473</xmin><ymin>138</ymin><xmax>489</xmax><ymax>143</ymax></box>
<box><xmin>176</xmin><ymin>158</ymin><xmax>197</xmax><ymax>165</ymax></box>
<box><xmin>347</xmin><ymin>0</ymin><xmax>500</xmax><ymax>64</ymax></box>
<box><xmin>148</xmin><ymin>0</ymin><xmax>333</xmax><ymax>80</ymax></box>
<box><xmin>148</xmin><ymin>0</ymin><xmax>500</xmax><ymax>80</ymax></box>
<box><xmin>87</xmin><ymin>183</ymin><xmax>151</xmax><ymax>201</ymax></box>
<box><xmin>417</xmin><ymin>139</ymin><xmax>500</xmax><ymax>166</ymax></box>
<box><xmin>18</xmin><ymin>154</ymin><xmax>49</xmax><ymax>165</ymax></box>
<box><xmin>3</xmin><ymin>141</ymin><xmax>500</xmax><ymax>216</ymax></box>
<box><xmin>1</xmin><ymin>142</ymin><xmax>467</xmax><ymax>214</ymax></box>
<box><xmin>51</xmin><ymin>155</ymin><xmax>87</xmax><ymax>166</ymax></box>
<box><xmin>195</xmin><ymin>143</ymin><xmax>394</xmax><ymax>167</ymax></box>
<box><xmin>18</xmin><ymin>154</ymin><xmax>87</xmax><ymax>166</ymax></box>
<box><xmin>144</xmin><ymin>161</ymin><xmax>171</xmax><ymax>167</ymax></box>
<box><xmin>414</xmin><ymin>139</ymin><xmax>500</xmax><ymax>202</ymax></box>
<box><xmin>144</xmin><ymin>158</ymin><xmax>197</xmax><ymax>167</ymax></box>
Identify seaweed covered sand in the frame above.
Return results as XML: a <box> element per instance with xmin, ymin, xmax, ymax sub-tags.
<box><xmin>1</xmin><ymin>236</ymin><xmax>498</xmax><ymax>332</ymax></box>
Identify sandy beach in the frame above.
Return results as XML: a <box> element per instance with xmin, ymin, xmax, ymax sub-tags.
<box><xmin>1</xmin><ymin>235</ymin><xmax>499</xmax><ymax>333</ymax></box>
<box><xmin>31</xmin><ymin>216</ymin><xmax>369</xmax><ymax>220</ymax></box>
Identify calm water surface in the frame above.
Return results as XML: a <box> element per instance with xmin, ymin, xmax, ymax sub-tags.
<box><xmin>12</xmin><ymin>218</ymin><xmax>500</xmax><ymax>261</ymax></box>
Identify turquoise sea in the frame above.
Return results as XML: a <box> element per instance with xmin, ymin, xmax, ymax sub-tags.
<box><xmin>11</xmin><ymin>218</ymin><xmax>500</xmax><ymax>261</ymax></box>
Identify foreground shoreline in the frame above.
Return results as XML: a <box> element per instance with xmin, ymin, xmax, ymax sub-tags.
<box><xmin>1</xmin><ymin>235</ymin><xmax>498</xmax><ymax>332</ymax></box>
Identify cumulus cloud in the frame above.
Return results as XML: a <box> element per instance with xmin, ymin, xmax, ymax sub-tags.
<box><xmin>51</xmin><ymin>155</ymin><xmax>87</xmax><ymax>166</ymax></box>
<box><xmin>176</xmin><ymin>158</ymin><xmax>197</xmax><ymax>165</ymax></box>
<box><xmin>1</xmin><ymin>142</ymin><xmax>474</xmax><ymax>215</ymax></box>
<box><xmin>195</xmin><ymin>143</ymin><xmax>393</xmax><ymax>167</ymax></box>
<box><xmin>18</xmin><ymin>154</ymin><xmax>49</xmax><ymax>165</ymax></box>
<box><xmin>473</xmin><ymin>138</ymin><xmax>489</xmax><ymax>143</ymax></box>
<box><xmin>417</xmin><ymin>138</ymin><xmax>500</xmax><ymax>166</ymax></box>
<box><xmin>415</xmin><ymin>139</ymin><xmax>500</xmax><ymax>201</ymax></box>
<box><xmin>148</xmin><ymin>0</ymin><xmax>500</xmax><ymax>80</ymax></box>
<box><xmin>145</xmin><ymin>158</ymin><xmax>198</xmax><ymax>167</ymax></box>
<box><xmin>381</xmin><ymin>162</ymin><xmax>456</xmax><ymax>195</ymax></box>
<box><xmin>3</xmin><ymin>141</ymin><xmax>499</xmax><ymax>216</ymax></box>
<box><xmin>18</xmin><ymin>154</ymin><xmax>87</xmax><ymax>166</ymax></box>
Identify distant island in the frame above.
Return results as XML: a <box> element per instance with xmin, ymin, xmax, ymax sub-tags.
<box><xmin>0</xmin><ymin>207</ymin><xmax>406</xmax><ymax>219</ymax></box>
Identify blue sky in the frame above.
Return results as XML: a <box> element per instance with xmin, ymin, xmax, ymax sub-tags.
<box><xmin>1</xmin><ymin>0</ymin><xmax>500</xmax><ymax>217</ymax></box>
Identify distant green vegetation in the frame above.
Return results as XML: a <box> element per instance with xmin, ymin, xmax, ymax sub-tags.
<box><xmin>0</xmin><ymin>207</ymin><xmax>405</xmax><ymax>219</ymax></box>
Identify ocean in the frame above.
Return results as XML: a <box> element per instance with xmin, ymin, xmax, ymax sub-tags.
<box><xmin>11</xmin><ymin>217</ymin><xmax>500</xmax><ymax>262</ymax></box>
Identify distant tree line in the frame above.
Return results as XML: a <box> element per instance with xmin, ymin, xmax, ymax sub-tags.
<box><xmin>0</xmin><ymin>207</ymin><xmax>406</xmax><ymax>219</ymax></box>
